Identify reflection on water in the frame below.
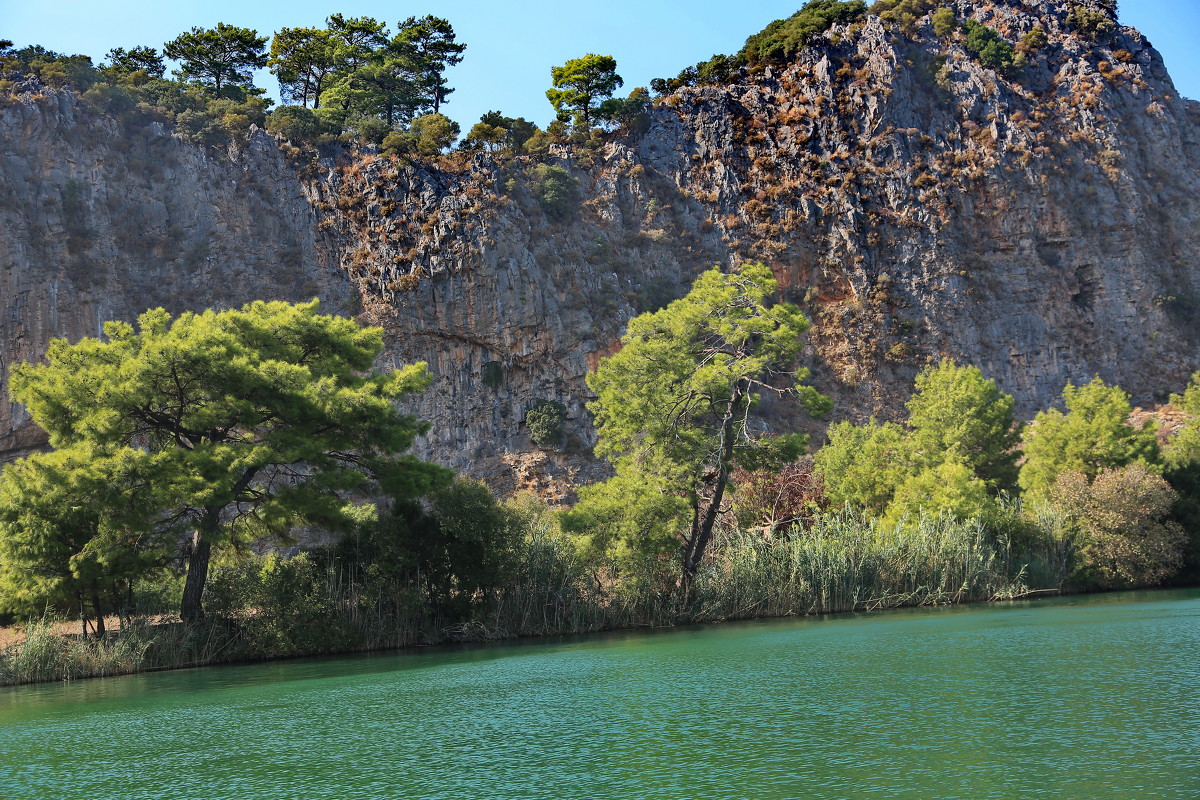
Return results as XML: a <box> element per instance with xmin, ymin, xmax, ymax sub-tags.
<box><xmin>1</xmin><ymin>589</ymin><xmax>1198</xmax><ymax>799</ymax></box>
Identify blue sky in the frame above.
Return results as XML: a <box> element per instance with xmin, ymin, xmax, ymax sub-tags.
<box><xmin>6</xmin><ymin>1</ymin><xmax>1197</xmax><ymax>132</ymax></box>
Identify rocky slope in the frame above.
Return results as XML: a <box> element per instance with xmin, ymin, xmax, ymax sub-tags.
<box><xmin>2</xmin><ymin>0</ymin><xmax>1198</xmax><ymax>496</ymax></box>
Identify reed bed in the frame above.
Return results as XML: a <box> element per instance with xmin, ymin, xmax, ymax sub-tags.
<box><xmin>0</xmin><ymin>507</ymin><xmax>1075</xmax><ymax>686</ymax></box>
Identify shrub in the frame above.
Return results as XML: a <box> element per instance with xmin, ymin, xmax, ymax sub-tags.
<box><xmin>963</xmin><ymin>20</ymin><xmax>1016</xmax><ymax>73</ymax></box>
<box><xmin>732</xmin><ymin>458</ymin><xmax>829</xmax><ymax>534</ymax></box>
<box><xmin>932</xmin><ymin>8</ymin><xmax>957</xmax><ymax>38</ymax></box>
<box><xmin>267</xmin><ymin>105</ymin><xmax>325</xmax><ymax>144</ymax></box>
<box><xmin>529</xmin><ymin>164</ymin><xmax>579</xmax><ymax>221</ymax></box>
<box><xmin>409</xmin><ymin>112</ymin><xmax>460</xmax><ymax>155</ymax></box>
<box><xmin>1051</xmin><ymin>465</ymin><xmax>1185</xmax><ymax>588</ymax></box>
<box><xmin>1067</xmin><ymin>2</ymin><xmax>1118</xmax><ymax>40</ymax></box>
<box><xmin>870</xmin><ymin>0</ymin><xmax>937</xmax><ymax>32</ymax></box>
<box><xmin>526</xmin><ymin>399</ymin><xmax>567</xmax><ymax>449</ymax></box>
<box><xmin>741</xmin><ymin>0</ymin><xmax>868</xmax><ymax>64</ymax></box>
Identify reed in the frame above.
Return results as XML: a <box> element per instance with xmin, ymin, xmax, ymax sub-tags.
<box><xmin>689</xmin><ymin>509</ymin><xmax>1072</xmax><ymax>622</ymax></box>
<box><xmin>0</xmin><ymin>505</ymin><xmax>1078</xmax><ymax>687</ymax></box>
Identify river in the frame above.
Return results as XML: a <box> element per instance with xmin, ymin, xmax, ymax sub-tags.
<box><xmin>1</xmin><ymin>589</ymin><xmax>1197</xmax><ymax>799</ymax></box>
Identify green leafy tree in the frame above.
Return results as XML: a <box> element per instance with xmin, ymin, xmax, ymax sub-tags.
<box><xmin>1164</xmin><ymin>373</ymin><xmax>1200</xmax><ymax>581</ymax></box>
<box><xmin>164</xmin><ymin>23</ymin><xmax>268</xmax><ymax>97</ymax></box>
<box><xmin>1067</xmin><ymin>1</ymin><xmax>1119</xmax><ymax>40</ymax></box>
<box><xmin>566</xmin><ymin>263</ymin><xmax>830</xmax><ymax>586</ymax></box>
<box><xmin>883</xmin><ymin>457</ymin><xmax>994</xmax><ymax>527</ymax></box>
<box><xmin>409</xmin><ymin>112</ymin><xmax>460</xmax><ymax>154</ymax></box>
<box><xmin>268</xmin><ymin>27</ymin><xmax>338</xmax><ymax>108</ymax></box>
<box><xmin>1019</xmin><ymin>377</ymin><xmax>1160</xmax><ymax>501</ymax></box>
<box><xmin>529</xmin><ymin>164</ymin><xmax>580</xmax><ymax>221</ymax></box>
<box><xmin>815</xmin><ymin>361</ymin><xmax>1018</xmax><ymax>520</ymax></box>
<box><xmin>325</xmin><ymin>14</ymin><xmax>388</xmax><ymax>71</ymax></box>
<box><xmin>906</xmin><ymin>359</ymin><xmax>1020</xmax><ymax>492</ymax></box>
<box><xmin>393</xmin><ymin>15</ymin><xmax>466</xmax><ymax>114</ymax></box>
<box><xmin>815</xmin><ymin>419</ymin><xmax>910</xmax><ymax>515</ymax></box>
<box><xmin>102</xmin><ymin>46</ymin><xmax>165</xmax><ymax>79</ymax></box>
<box><xmin>546</xmin><ymin>54</ymin><xmax>623</xmax><ymax>129</ymax></box>
<box><xmin>931</xmin><ymin>8</ymin><xmax>957</xmax><ymax>38</ymax></box>
<box><xmin>0</xmin><ymin>447</ymin><xmax>173</xmax><ymax>636</ymax></box>
<box><xmin>7</xmin><ymin>299</ymin><xmax>451</xmax><ymax>622</ymax></box>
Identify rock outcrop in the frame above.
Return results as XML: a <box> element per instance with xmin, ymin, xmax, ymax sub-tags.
<box><xmin>2</xmin><ymin>0</ymin><xmax>1198</xmax><ymax>497</ymax></box>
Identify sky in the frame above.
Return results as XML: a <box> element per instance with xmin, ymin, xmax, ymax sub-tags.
<box><xmin>5</xmin><ymin>0</ymin><xmax>1198</xmax><ymax>133</ymax></box>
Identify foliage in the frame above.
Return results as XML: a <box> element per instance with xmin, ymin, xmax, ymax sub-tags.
<box><xmin>1050</xmin><ymin>465</ymin><xmax>1184</xmax><ymax>589</ymax></box>
<box><xmin>741</xmin><ymin>1</ymin><xmax>867</xmax><ymax>64</ymax></box>
<box><xmin>883</xmin><ymin>457</ymin><xmax>994</xmax><ymax>528</ymax></box>
<box><xmin>1164</xmin><ymin>372</ymin><xmax>1200</xmax><ymax>581</ymax></box>
<box><xmin>463</xmin><ymin>110</ymin><xmax>538</xmax><ymax>154</ymax></box>
<box><xmin>101</xmin><ymin>46</ymin><xmax>164</xmax><ymax>80</ymax></box>
<box><xmin>266</xmin><ymin>105</ymin><xmax>328</xmax><ymax>144</ymax></box>
<box><xmin>732</xmin><ymin>457</ymin><xmax>829</xmax><ymax>535</ymax></box>
<box><xmin>342</xmin><ymin>478</ymin><xmax>518</xmax><ymax>617</ymax></box>
<box><xmin>1067</xmin><ymin>2</ymin><xmax>1119</xmax><ymax>40</ymax></box>
<box><xmin>962</xmin><ymin>20</ymin><xmax>1017</xmax><ymax>73</ymax></box>
<box><xmin>529</xmin><ymin>164</ymin><xmax>580</xmax><ymax>221</ymax></box>
<box><xmin>408</xmin><ymin>112</ymin><xmax>460</xmax><ymax>155</ymax></box>
<box><xmin>932</xmin><ymin>9</ymin><xmax>957</xmax><ymax>38</ymax></box>
<box><xmin>568</xmin><ymin>263</ymin><xmax>829</xmax><ymax>585</ymax></box>
<box><xmin>392</xmin><ymin>15</ymin><xmax>466</xmax><ymax>114</ymax></box>
<box><xmin>595</xmin><ymin>88</ymin><xmax>651</xmax><ymax>135</ymax></box>
<box><xmin>0</xmin><ymin>448</ymin><xmax>173</xmax><ymax>634</ymax></box>
<box><xmin>1</xmin><ymin>44</ymin><xmax>99</xmax><ymax>91</ymax></box>
<box><xmin>651</xmin><ymin>54</ymin><xmax>743</xmax><ymax>95</ymax></box>
<box><xmin>525</xmin><ymin>399</ymin><xmax>567</xmax><ymax>449</ymax></box>
<box><xmin>815</xmin><ymin>360</ymin><xmax>1018</xmax><ymax>523</ymax></box>
<box><xmin>906</xmin><ymin>359</ymin><xmax>1021</xmax><ymax>492</ymax></box>
<box><xmin>1019</xmin><ymin>377</ymin><xmax>1160</xmax><ymax>501</ymax></box>
<box><xmin>6</xmin><ymin>299</ymin><xmax>451</xmax><ymax>622</ymax></box>
<box><xmin>546</xmin><ymin>53</ymin><xmax>623</xmax><ymax>129</ymax></box>
<box><xmin>815</xmin><ymin>419</ymin><xmax>910</xmax><ymax>515</ymax></box>
<box><xmin>869</xmin><ymin>0</ymin><xmax>937</xmax><ymax>32</ymax></box>
<box><xmin>164</xmin><ymin>23</ymin><xmax>268</xmax><ymax>97</ymax></box>
<box><xmin>268</xmin><ymin>27</ymin><xmax>339</xmax><ymax>109</ymax></box>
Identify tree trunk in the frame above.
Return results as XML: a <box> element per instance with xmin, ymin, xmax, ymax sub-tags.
<box><xmin>92</xmin><ymin>589</ymin><xmax>106</xmax><ymax>639</ymax></box>
<box><xmin>181</xmin><ymin>526</ymin><xmax>214</xmax><ymax>623</ymax></box>
<box><xmin>683</xmin><ymin>381</ymin><xmax>746</xmax><ymax>588</ymax></box>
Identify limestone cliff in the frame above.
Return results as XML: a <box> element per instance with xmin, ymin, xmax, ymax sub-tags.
<box><xmin>2</xmin><ymin>0</ymin><xmax>1198</xmax><ymax>497</ymax></box>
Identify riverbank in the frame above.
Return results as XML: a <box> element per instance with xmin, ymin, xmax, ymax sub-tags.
<box><xmin>1</xmin><ymin>509</ymin><xmax>1088</xmax><ymax>687</ymax></box>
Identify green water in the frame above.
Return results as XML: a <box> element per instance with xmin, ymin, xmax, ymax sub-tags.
<box><xmin>1</xmin><ymin>590</ymin><xmax>1197</xmax><ymax>799</ymax></box>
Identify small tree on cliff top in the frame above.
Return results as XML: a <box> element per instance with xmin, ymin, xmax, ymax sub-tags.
<box><xmin>565</xmin><ymin>263</ymin><xmax>830</xmax><ymax>588</ymax></box>
<box><xmin>5</xmin><ymin>299</ymin><xmax>451</xmax><ymax>622</ymax></box>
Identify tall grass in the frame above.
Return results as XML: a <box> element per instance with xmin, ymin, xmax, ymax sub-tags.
<box><xmin>0</xmin><ymin>505</ymin><xmax>1078</xmax><ymax>686</ymax></box>
<box><xmin>0</xmin><ymin>617</ymin><xmax>153</xmax><ymax>686</ymax></box>
<box><xmin>691</xmin><ymin>509</ymin><xmax>1074</xmax><ymax>622</ymax></box>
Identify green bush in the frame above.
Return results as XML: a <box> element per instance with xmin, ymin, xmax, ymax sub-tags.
<box><xmin>266</xmin><ymin>105</ymin><xmax>325</xmax><ymax>144</ymax></box>
<box><xmin>529</xmin><ymin>164</ymin><xmax>579</xmax><ymax>221</ymax></box>
<box><xmin>931</xmin><ymin>8</ymin><xmax>957</xmax><ymax>38</ymax></box>
<box><xmin>1067</xmin><ymin>2</ymin><xmax>1118</xmax><ymax>40</ymax></box>
<box><xmin>870</xmin><ymin>0</ymin><xmax>937</xmax><ymax>32</ymax></box>
<box><xmin>963</xmin><ymin>20</ymin><xmax>1016</xmax><ymax>72</ymax></box>
<box><xmin>526</xmin><ymin>399</ymin><xmax>567</xmax><ymax>448</ymax></box>
<box><xmin>740</xmin><ymin>0</ymin><xmax>868</xmax><ymax>64</ymax></box>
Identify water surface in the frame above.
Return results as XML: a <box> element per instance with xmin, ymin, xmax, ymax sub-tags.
<box><xmin>1</xmin><ymin>589</ymin><xmax>1197</xmax><ymax>799</ymax></box>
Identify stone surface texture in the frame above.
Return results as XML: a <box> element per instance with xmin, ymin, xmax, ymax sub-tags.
<box><xmin>1</xmin><ymin>0</ymin><xmax>1197</xmax><ymax>497</ymax></box>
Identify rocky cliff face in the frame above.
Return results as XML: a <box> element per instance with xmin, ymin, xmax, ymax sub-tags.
<box><xmin>2</xmin><ymin>0</ymin><xmax>1198</xmax><ymax>496</ymax></box>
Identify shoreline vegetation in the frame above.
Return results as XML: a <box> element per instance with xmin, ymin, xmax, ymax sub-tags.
<box><xmin>2</xmin><ymin>275</ymin><xmax>1198</xmax><ymax>689</ymax></box>
<box><xmin>3</xmin><ymin>3</ymin><xmax>1198</xmax><ymax>688</ymax></box>
<box><xmin>1</xmin><ymin>504</ymin><xmax>1078</xmax><ymax>688</ymax></box>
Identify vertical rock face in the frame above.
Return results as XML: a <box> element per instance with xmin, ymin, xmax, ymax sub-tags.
<box><xmin>1</xmin><ymin>0</ymin><xmax>1198</xmax><ymax>495</ymax></box>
